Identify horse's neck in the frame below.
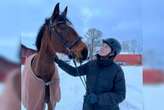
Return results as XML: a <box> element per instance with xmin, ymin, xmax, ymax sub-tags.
<box><xmin>34</xmin><ymin>51</ymin><xmax>55</xmax><ymax>82</ymax></box>
<box><xmin>33</xmin><ymin>36</ymin><xmax>55</xmax><ymax>82</ymax></box>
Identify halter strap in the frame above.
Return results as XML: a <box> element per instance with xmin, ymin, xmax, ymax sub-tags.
<box><xmin>47</xmin><ymin>18</ymin><xmax>81</xmax><ymax>50</ymax></box>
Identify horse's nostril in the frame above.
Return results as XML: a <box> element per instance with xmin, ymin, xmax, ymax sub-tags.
<box><xmin>81</xmin><ymin>48</ymin><xmax>88</xmax><ymax>60</ymax></box>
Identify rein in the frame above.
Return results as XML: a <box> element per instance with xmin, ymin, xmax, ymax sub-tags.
<box><xmin>73</xmin><ymin>59</ymin><xmax>87</xmax><ymax>90</ymax></box>
<box><xmin>47</xmin><ymin>18</ymin><xmax>81</xmax><ymax>51</ymax></box>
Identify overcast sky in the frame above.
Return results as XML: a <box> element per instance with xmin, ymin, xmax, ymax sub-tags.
<box><xmin>0</xmin><ymin>0</ymin><xmax>163</xmax><ymax>68</ymax></box>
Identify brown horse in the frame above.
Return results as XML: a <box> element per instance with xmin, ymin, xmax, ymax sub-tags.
<box><xmin>22</xmin><ymin>3</ymin><xmax>88</xmax><ymax>110</ymax></box>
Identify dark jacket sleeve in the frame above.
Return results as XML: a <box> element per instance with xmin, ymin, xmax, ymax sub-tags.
<box><xmin>56</xmin><ymin>59</ymin><xmax>89</xmax><ymax>77</ymax></box>
<box><xmin>98</xmin><ymin>67</ymin><xmax>126</xmax><ymax>106</ymax></box>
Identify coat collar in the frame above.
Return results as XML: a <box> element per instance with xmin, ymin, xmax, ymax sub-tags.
<box><xmin>96</xmin><ymin>54</ymin><xmax>114</xmax><ymax>67</ymax></box>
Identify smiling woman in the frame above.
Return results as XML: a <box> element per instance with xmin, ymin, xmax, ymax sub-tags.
<box><xmin>54</xmin><ymin>38</ymin><xmax>126</xmax><ymax>110</ymax></box>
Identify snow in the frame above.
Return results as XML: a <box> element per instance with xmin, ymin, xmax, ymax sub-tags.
<box><xmin>119</xmin><ymin>66</ymin><xmax>143</xmax><ymax>110</ymax></box>
<box><xmin>55</xmin><ymin>65</ymin><xmax>144</xmax><ymax>110</ymax></box>
<box><xmin>143</xmin><ymin>84</ymin><xmax>164</xmax><ymax>110</ymax></box>
<box><xmin>17</xmin><ymin>46</ymin><xmax>164</xmax><ymax>110</ymax></box>
<box><xmin>55</xmin><ymin>65</ymin><xmax>85</xmax><ymax>110</ymax></box>
<box><xmin>8</xmin><ymin>65</ymin><xmax>164</xmax><ymax>110</ymax></box>
<box><xmin>20</xmin><ymin>64</ymin><xmax>144</xmax><ymax>110</ymax></box>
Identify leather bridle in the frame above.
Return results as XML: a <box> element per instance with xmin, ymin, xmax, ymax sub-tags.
<box><xmin>46</xmin><ymin>18</ymin><xmax>87</xmax><ymax>89</ymax></box>
<box><xmin>46</xmin><ymin>18</ymin><xmax>81</xmax><ymax>52</ymax></box>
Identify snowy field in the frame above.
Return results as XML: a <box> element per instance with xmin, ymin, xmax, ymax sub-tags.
<box><xmin>119</xmin><ymin>66</ymin><xmax>143</xmax><ymax>110</ymax></box>
<box><xmin>143</xmin><ymin>84</ymin><xmax>164</xmax><ymax>110</ymax></box>
<box><xmin>20</xmin><ymin>63</ymin><xmax>144</xmax><ymax>110</ymax></box>
<box><xmin>5</xmin><ymin>64</ymin><xmax>164</xmax><ymax>110</ymax></box>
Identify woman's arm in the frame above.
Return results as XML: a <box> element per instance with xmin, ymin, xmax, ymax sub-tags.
<box><xmin>55</xmin><ymin>59</ymin><xmax>89</xmax><ymax>77</ymax></box>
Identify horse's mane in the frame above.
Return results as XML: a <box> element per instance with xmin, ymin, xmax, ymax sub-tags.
<box><xmin>35</xmin><ymin>23</ymin><xmax>46</xmax><ymax>52</ymax></box>
<box><xmin>35</xmin><ymin>16</ymin><xmax>72</xmax><ymax>52</ymax></box>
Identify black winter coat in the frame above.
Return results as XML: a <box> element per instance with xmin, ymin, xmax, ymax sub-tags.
<box><xmin>56</xmin><ymin>56</ymin><xmax>126</xmax><ymax>110</ymax></box>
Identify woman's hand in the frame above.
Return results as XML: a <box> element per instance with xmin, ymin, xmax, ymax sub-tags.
<box><xmin>85</xmin><ymin>93</ymin><xmax>98</xmax><ymax>104</ymax></box>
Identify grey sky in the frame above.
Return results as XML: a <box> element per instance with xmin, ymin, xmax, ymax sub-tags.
<box><xmin>0</xmin><ymin>0</ymin><xmax>163</xmax><ymax>68</ymax></box>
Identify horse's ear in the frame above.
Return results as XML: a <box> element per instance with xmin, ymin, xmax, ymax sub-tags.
<box><xmin>61</xmin><ymin>6</ymin><xmax>68</xmax><ymax>18</ymax></box>
<box><xmin>52</xmin><ymin>3</ymin><xmax>60</xmax><ymax>20</ymax></box>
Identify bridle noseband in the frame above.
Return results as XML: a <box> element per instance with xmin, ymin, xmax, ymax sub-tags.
<box><xmin>46</xmin><ymin>18</ymin><xmax>81</xmax><ymax>51</ymax></box>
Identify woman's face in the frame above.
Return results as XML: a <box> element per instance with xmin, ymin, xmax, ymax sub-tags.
<box><xmin>98</xmin><ymin>43</ymin><xmax>112</xmax><ymax>57</ymax></box>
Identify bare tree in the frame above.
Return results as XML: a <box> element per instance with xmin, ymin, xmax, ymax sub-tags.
<box><xmin>121</xmin><ymin>39</ymin><xmax>140</xmax><ymax>54</ymax></box>
<box><xmin>122</xmin><ymin>40</ymin><xmax>130</xmax><ymax>52</ymax></box>
<box><xmin>84</xmin><ymin>28</ymin><xmax>103</xmax><ymax>58</ymax></box>
<box><xmin>131</xmin><ymin>40</ymin><xmax>138</xmax><ymax>54</ymax></box>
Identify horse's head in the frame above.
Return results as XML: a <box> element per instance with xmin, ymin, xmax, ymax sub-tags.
<box><xmin>36</xmin><ymin>3</ymin><xmax>88</xmax><ymax>62</ymax></box>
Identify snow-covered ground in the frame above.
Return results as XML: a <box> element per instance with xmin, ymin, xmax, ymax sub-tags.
<box><xmin>143</xmin><ymin>84</ymin><xmax>164</xmax><ymax>110</ymax></box>
<box><xmin>4</xmin><ymin>64</ymin><xmax>161</xmax><ymax>110</ymax></box>
<box><xmin>20</xmin><ymin>63</ymin><xmax>144</xmax><ymax>110</ymax></box>
<box><xmin>4</xmin><ymin>64</ymin><xmax>164</xmax><ymax>110</ymax></box>
<box><xmin>54</xmin><ymin>65</ymin><xmax>144</xmax><ymax>110</ymax></box>
<box><xmin>120</xmin><ymin>66</ymin><xmax>143</xmax><ymax>110</ymax></box>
